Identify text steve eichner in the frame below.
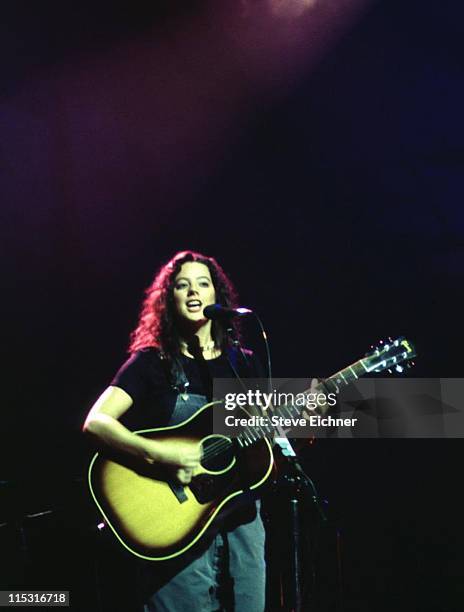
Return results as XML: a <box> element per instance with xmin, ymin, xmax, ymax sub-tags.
<box><xmin>224</xmin><ymin>415</ymin><xmax>358</xmax><ymax>428</ymax></box>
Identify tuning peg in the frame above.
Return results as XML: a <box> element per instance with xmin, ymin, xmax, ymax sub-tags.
<box><xmin>395</xmin><ymin>365</ymin><xmax>404</xmax><ymax>373</ymax></box>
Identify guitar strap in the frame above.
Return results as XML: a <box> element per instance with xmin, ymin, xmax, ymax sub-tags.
<box><xmin>159</xmin><ymin>352</ymin><xmax>190</xmax><ymax>398</ymax></box>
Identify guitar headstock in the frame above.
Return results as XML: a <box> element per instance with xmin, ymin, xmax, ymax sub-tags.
<box><xmin>363</xmin><ymin>337</ymin><xmax>416</xmax><ymax>374</ymax></box>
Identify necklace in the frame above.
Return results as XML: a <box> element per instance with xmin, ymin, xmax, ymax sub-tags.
<box><xmin>180</xmin><ymin>339</ymin><xmax>216</xmax><ymax>352</ymax></box>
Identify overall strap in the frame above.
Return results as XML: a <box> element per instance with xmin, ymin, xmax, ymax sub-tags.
<box><xmin>159</xmin><ymin>351</ymin><xmax>189</xmax><ymax>394</ymax></box>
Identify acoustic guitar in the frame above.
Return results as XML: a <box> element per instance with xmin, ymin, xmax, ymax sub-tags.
<box><xmin>88</xmin><ymin>337</ymin><xmax>415</xmax><ymax>560</ymax></box>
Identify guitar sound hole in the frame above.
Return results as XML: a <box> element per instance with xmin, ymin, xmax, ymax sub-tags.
<box><xmin>201</xmin><ymin>436</ymin><xmax>235</xmax><ymax>473</ymax></box>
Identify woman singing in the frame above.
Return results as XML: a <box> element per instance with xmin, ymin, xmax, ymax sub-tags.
<box><xmin>83</xmin><ymin>250</ymin><xmax>266</xmax><ymax>611</ymax></box>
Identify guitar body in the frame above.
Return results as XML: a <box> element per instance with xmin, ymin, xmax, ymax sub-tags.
<box><xmin>88</xmin><ymin>401</ymin><xmax>274</xmax><ymax>561</ymax></box>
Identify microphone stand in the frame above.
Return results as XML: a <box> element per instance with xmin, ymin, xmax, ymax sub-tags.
<box><xmin>225</xmin><ymin>311</ymin><xmax>327</xmax><ymax>610</ymax></box>
<box><xmin>272</xmin><ymin>439</ymin><xmax>327</xmax><ymax>612</ymax></box>
<box><xmin>226</xmin><ymin>325</ymin><xmax>252</xmax><ymax>373</ymax></box>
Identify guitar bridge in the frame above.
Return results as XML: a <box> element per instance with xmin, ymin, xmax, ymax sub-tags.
<box><xmin>168</xmin><ymin>481</ymin><xmax>188</xmax><ymax>504</ymax></box>
<box><xmin>189</xmin><ymin>474</ymin><xmax>217</xmax><ymax>504</ymax></box>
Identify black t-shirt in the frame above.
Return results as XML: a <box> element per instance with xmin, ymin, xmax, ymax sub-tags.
<box><xmin>111</xmin><ymin>347</ymin><xmax>262</xmax><ymax>431</ymax></box>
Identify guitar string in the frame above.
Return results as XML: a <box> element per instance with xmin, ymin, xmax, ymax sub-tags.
<box><xmin>200</xmin><ymin>399</ymin><xmax>301</xmax><ymax>462</ymax></box>
<box><xmin>201</xmin><ymin>432</ymin><xmax>271</xmax><ymax>464</ymax></box>
<box><xmin>198</xmin><ymin>413</ymin><xmax>273</xmax><ymax>462</ymax></box>
<box><xmin>200</xmin><ymin>397</ymin><xmax>313</xmax><ymax>462</ymax></box>
<box><xmin>198</xmin><ymin>384</ymin><xmax>335</xmax><ymax>462</ymax></box>
<box><xmin>199</xmin><ymin>377</ymin><xmax>359</xmax><ymax>463</ymax></box>
<box><xmin>201</xmin><ymin>443</ymin><xmax>231</xmax><ymax>465</ymax></box>
<box><xmin>200</xmin><ymin>381</ymin><xmax>329</xmax><ymax>463</ymax></box>
<box><xmin>199</xmin><ymin>365</ymin><xmax>374</xmax><ymax>463</ymax></box>
<box><xmin>201</xmin><ymin>427</ymin><xmax>268</xmax><ymax>459</ymax></box>
<box><xmin>199</xmin><ymin>400</ymin><xmax>308</xmax><ymax>463</ymax></box>
<box><xmin>201</xmin><ymin>438</ymin><xmax>238</xmax><ymax>462</ymax></box>
<box><xmin>201</xmin><ymin>438</ymin><xmax>249</xmax><ymax>463</ymax></box>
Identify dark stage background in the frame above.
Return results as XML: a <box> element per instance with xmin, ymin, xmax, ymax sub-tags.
<box><xmin>1</xmin><ymin>1</ymin><xmax>463</xmax><ymax>610</ymax></box>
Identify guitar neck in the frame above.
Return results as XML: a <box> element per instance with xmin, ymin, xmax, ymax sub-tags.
<box><xmin>319</xmin><ymin>358</ymin><xmax>368</xmax><ymax>395</ymax></box>
<box><xmin>236</xmin><ymin>337</ymin><xmax>416</xmax><ymax>446</ymax></box>
<box><xmin>237</xmin><ymin>357</ymin><xmax>368</xmax><ymax>446</ymax></box>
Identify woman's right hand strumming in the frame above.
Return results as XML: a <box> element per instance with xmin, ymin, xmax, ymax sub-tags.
<box><xmin>145</xmin><ymin>438</ymin><xmax>202</xmax><ymax>485</ymax></box>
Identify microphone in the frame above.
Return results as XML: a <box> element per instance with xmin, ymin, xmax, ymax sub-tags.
<box><xmin>203</xmin><ymin>304</ymin><xmax>253</xmax><ymax>320</ymax></box>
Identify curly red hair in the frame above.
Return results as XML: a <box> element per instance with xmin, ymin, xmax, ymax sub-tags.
<box><xmin>129</xmin><ymin>250</ymin><xmax>240</xmax><ymax>357</ymax></box>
